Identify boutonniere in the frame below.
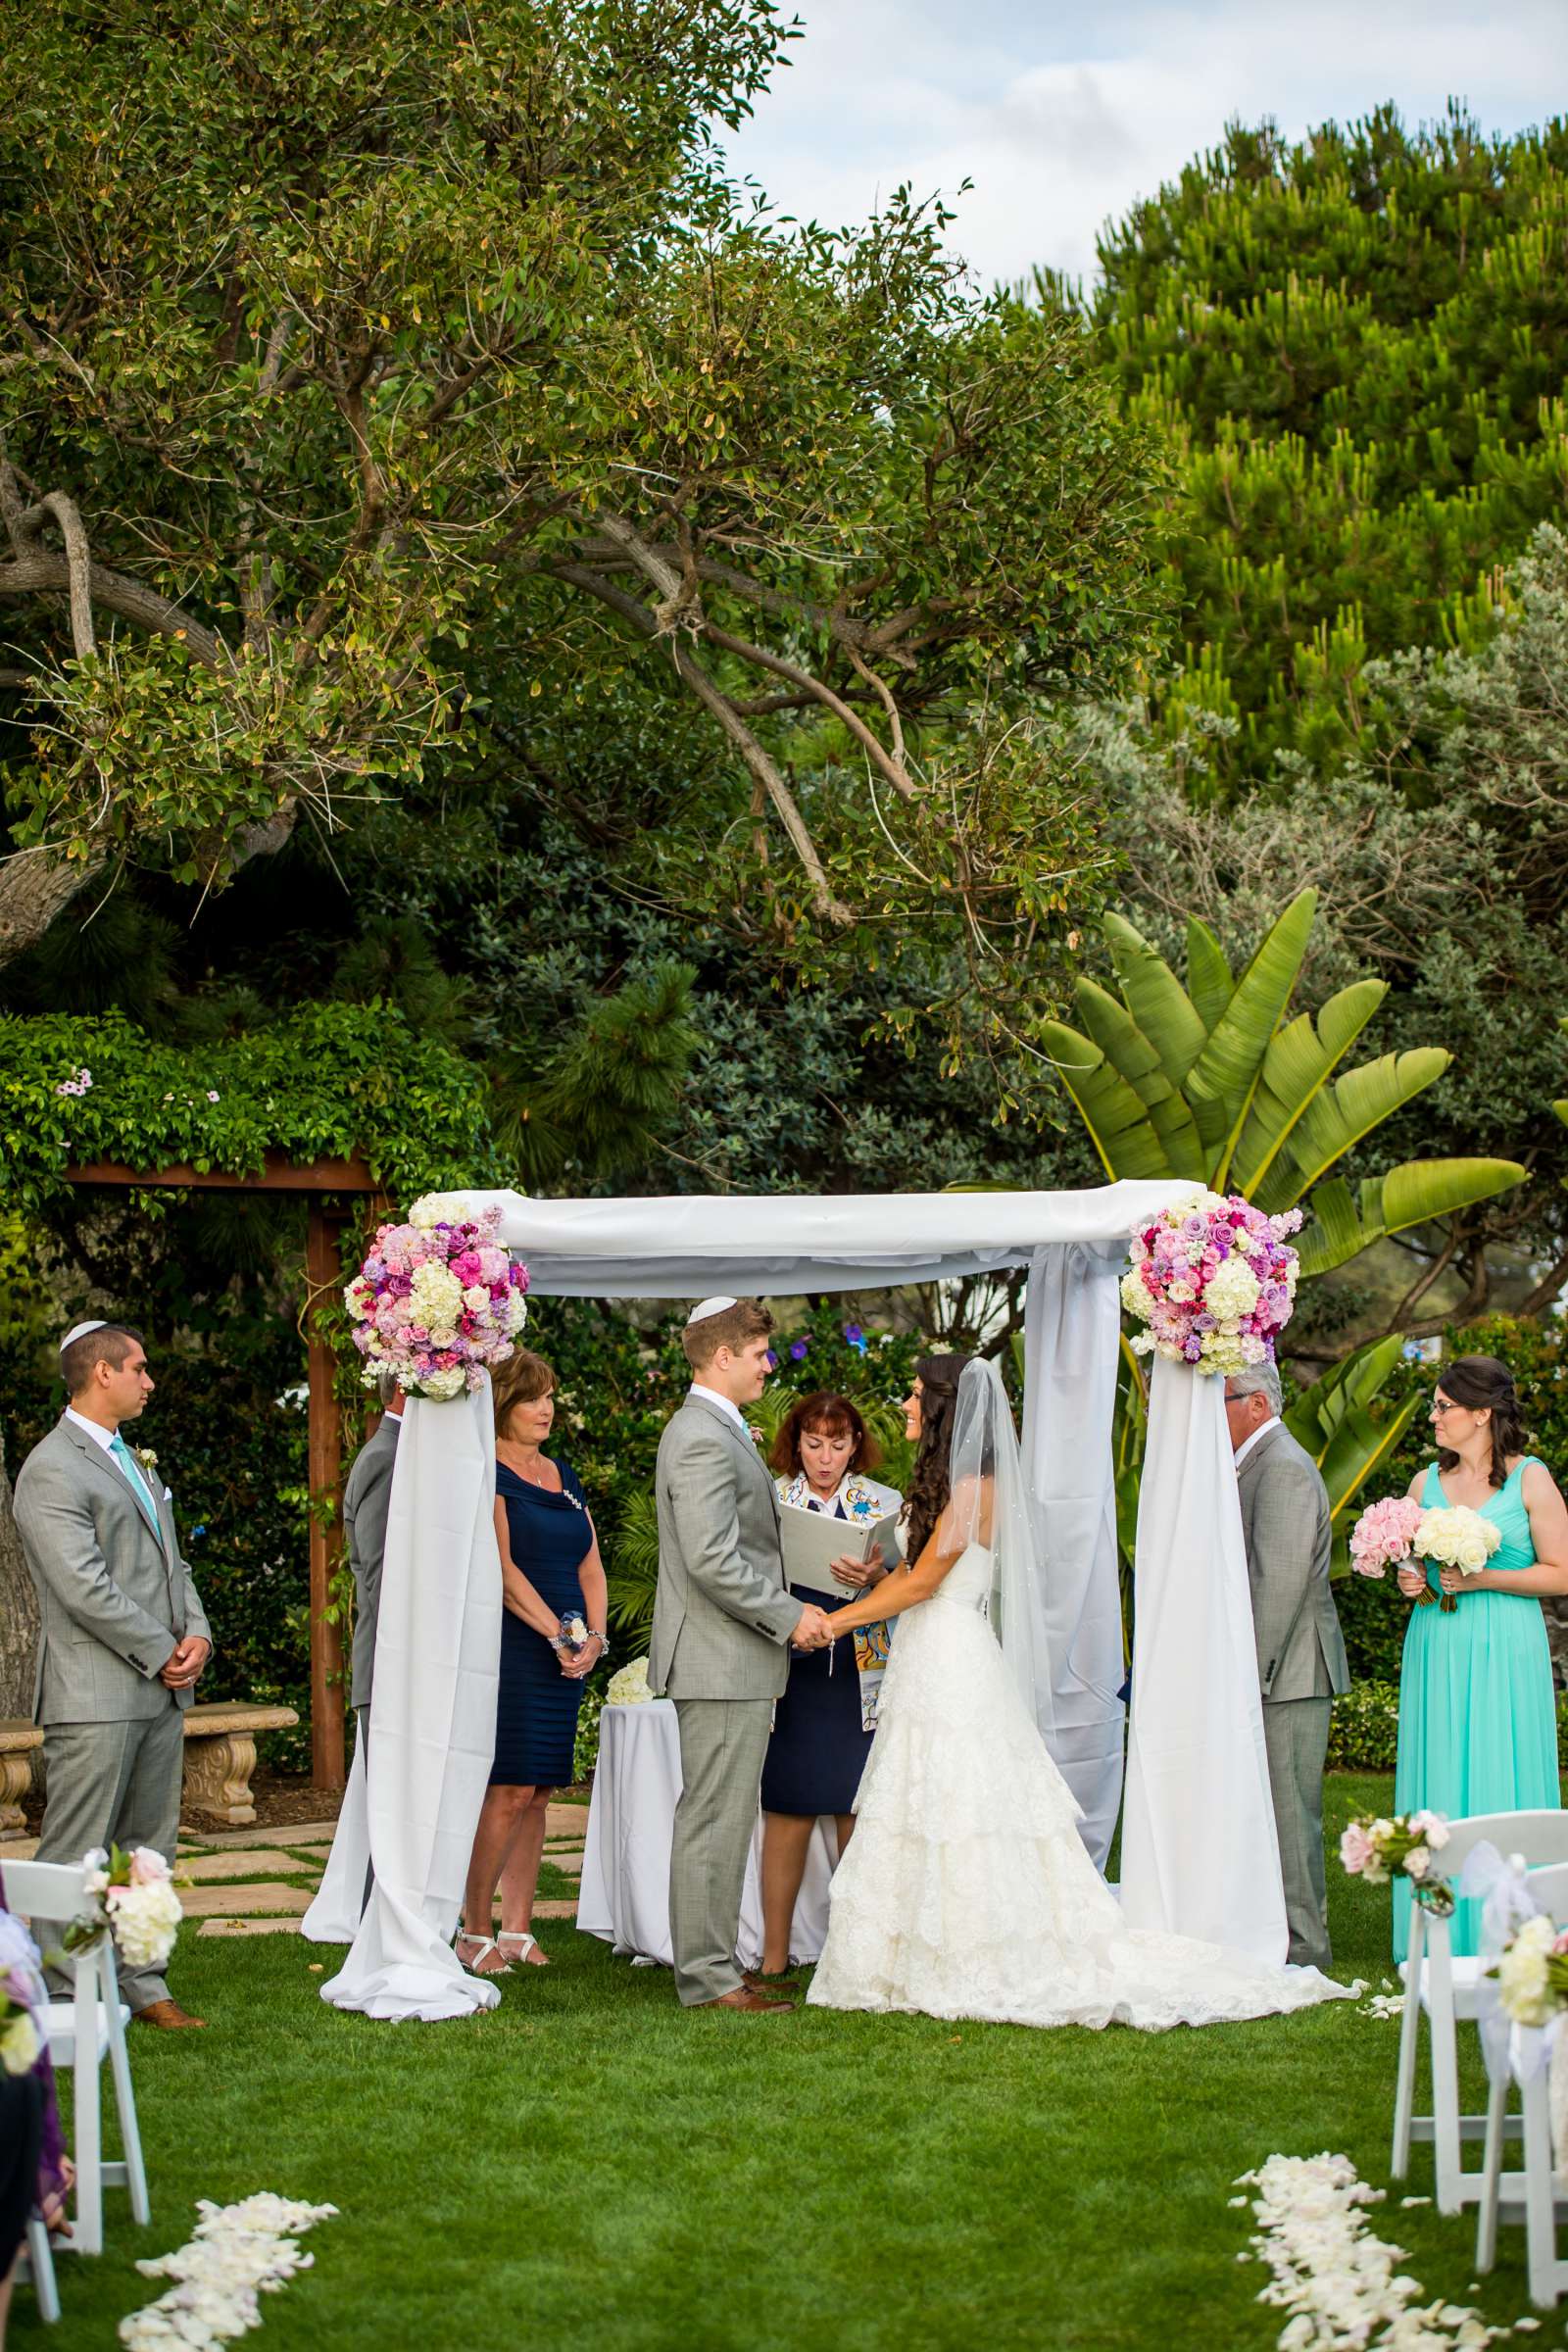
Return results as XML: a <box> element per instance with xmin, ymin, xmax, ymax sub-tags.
<box><xmin>748</xmin><ymin>1425</ymin><xmax>765</xmax><ymax>1448</ymax></box>
<box><xmin>136</xmin><ymin>1448</ymin><xmax>159</xmax><ymax>1476</ymax></box>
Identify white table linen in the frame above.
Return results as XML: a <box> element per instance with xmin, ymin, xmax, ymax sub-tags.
<box><xmin>578</xmin><ymin>1702</ymin><xmax>836</xmax><ymax>1968</ymax></box>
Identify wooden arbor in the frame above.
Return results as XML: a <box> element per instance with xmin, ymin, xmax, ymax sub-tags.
<box><xmin>64</xmin><ymin>1151</ymin><xmax>383</xmax><ymax>1788</ymax></box>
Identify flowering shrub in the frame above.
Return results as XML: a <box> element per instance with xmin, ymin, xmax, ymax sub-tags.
<box><xmin>345</xmin><ymin>1195</ymin><xmax>528</xmax><ymax>1400</ymax></box>
<box><xmin>1120</xmin><ymin>1190</ymin><xmax>1299</xmax><ymax>1374</ymax></box>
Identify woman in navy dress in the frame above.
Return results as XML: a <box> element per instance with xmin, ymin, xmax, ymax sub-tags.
<box><xmin>457</xmin><ymin>1349</ymin><xmax>608</xmax><ymax>1975</ymax></box>
<box><xmin>759</xmin><ymin>1393</ymin><xmax>901</xmax><ymax>1977</ymax></box>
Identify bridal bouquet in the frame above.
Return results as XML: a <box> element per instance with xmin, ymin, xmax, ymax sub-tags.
<box><xmin>1339</xmin><ymin>1811</ymin><xmax>1453</xmax><ymax>1914</ymax></box>
<box><xmin>1418</xmin><ymin>1504</ymin><xmax>1502</xmax><ymax>1613</ymax></box>
<box><xmin>346</xmin><ymin>1195</ymin><xmax>529</xmax><ymax>1401</ymax></box>
<box><xmin>65</xmin><ymin>1844</ymin><xmax>184</xmax><ymax>1974</ymax></box>
<box><xmin>1120</xmin><ymin>1191</ymin><xmax>1300</xmax><ymax>1375</ymax></box>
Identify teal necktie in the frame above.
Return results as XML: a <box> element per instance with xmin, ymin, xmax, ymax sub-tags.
<box><xmin>110</xmin><ymin>1431</ymin><xmax>160</xmax><ymax>1531</ymax></box>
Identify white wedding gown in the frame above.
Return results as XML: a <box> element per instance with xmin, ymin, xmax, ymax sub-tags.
<box><xmin>808</xmin><ymin>1538</ymin><xmax>1352</xmax><ymax>2031</ymax></box>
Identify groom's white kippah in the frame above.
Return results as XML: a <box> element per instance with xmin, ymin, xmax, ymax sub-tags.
<box><xmin>685</xmin><ymin>1296</ymin><xmax>739</xmax><ymax>1327</ymax></box>
<box><xmin>59</xmin><ymin>1320</ymin><xmax>108</xmax><ymax>1351</ymax></box>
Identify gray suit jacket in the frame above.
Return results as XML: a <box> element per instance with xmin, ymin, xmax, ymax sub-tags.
<box><xmin>1237</xmin><ymin>1422</ymin><xmax>1350</xmax><ymax>1703</ymax></box>
<box><xmin>14</xmin><ymin>1415</ymin><xmax>212</xmax><ymax>1726</ymax></box>
<box><xmin>648</xmin><ymin>1396</ymin><xmax>802</xmax><ymax>1701</ymax></box>
<box><xmin>345</xmin><ymin>1413</ymin><xmax>400</xmax><ymax>1713</ymax></box>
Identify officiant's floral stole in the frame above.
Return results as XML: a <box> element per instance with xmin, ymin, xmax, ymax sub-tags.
<box><xmin>777</xmin><ymin>1473</ymin><xmax>894</xmax><ymax>1729</ymax></box>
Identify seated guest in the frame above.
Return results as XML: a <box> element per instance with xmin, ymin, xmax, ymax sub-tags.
<box><xmin>758</xmin><ymin>1393</ymin><xmax>901</xmax><ymax>1979</ymax></box>
<box><xmin>457</xmin><ymin>1350</ymin><xmax>609</xmax><ymax>1976</ymax></box>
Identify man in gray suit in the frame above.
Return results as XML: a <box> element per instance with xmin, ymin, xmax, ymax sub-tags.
<box><xmin>1226</xmin><ymin>1362</ymin><xmax>1350</xmax><ymax>1973</ymax></box>
<box><xmin>650</xmin><ymin>1298</ymin><xmax>832</xmax><ymax>2012</ymax></box>
<box><xmin>345</xmin><ymin>1370</ymin><xmax>404</xmax><ymax>1737</ymax></box>
<box><xmin>15</xmin><ymin>1321</ymin><xmax>213</xmax><ymax>2028</ymax></box>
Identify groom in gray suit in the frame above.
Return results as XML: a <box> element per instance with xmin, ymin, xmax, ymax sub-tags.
<box><xmin>15</xmin><ymin>1321</ymin><xmax>212</xmax><ymax>2028</ymax></box>
<box><xmin>1226</xmin><ymin>1363</ymin><xmax>1350</xmax><ymax>1973</ymax></box>
<box><xmin>650</xmin><ymin>1298</ymin><xmax>831</xmax><ymax>2012</ymax></box>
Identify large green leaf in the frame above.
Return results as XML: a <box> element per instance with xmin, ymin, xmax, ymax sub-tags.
<box><xmin>1284</xmin><ymin>1335</ymin><xmax>1424</xmax><ymax>1527</ymax></box>
<box><xmin>1186</xmin><ymin>918</ymin><xmax>1234</xmax><ymax>1039</ymax></box>
<box><xmin>1297</xmin><ymin>1156</ymin><xmax>1528</xmax><ymax>1277</ymax></box>
<box><xmin>1074</xmin><ymin>980</ymin><xmax>1207</xmax><ymax>1180</ymax></box>
<box><xmin>1036</xmin><ymin>1020</ymin><xmax>1177</xmax><ymax>1180</ymax></box>
<box><xmin>1269</xmin><ymin>1048</ymin><xmax>1451</xmax><ymax>1210</ymax></box>
<box><xmin>1184</xmin><ymin>888</ymin><xmax>1318</xmax><ymax>1180</ymax></box>
<box><xmin>1103</xmin><ymin>913</ymin><xmax>1209</xmax><ymax>1085</ymax></box>
<box><xmin>1234</xmin><ymin>980</ymin><xmax>1387</xmax><ymax>1205</ymax></box>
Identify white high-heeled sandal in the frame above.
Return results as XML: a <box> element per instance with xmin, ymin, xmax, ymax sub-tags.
<box><xmin>454</xmin><ymin>1931</ymin><xmax>512</xmax><ymax>1976</ymax></box>
<box><xmin>496</xmin><ymin>1931</ymin><xmax>543</xmax><ymax>1966</ymax></box>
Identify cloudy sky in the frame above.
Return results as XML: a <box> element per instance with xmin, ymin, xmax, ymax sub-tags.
<box><xmin>723</xmin><ymin>0</ymin><xmax>1559</xmax><ymax>288</ymax></box>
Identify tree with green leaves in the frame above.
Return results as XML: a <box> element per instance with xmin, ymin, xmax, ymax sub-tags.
<box><xmin>1072</xmin><ymin>104</ymin><xmax>1568</xmax><ymax>787</ymax></box>
<box><xmin>1</xmin><ymin>0</ymin><xmax>1159</xmax><ymax>1067</ymax></box>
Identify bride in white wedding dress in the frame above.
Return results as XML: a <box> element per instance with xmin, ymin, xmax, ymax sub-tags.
<box><xmin>807</xmin><ymin>1355</ymin><xmax>1353</xmax><ymax>2032</ymax></box>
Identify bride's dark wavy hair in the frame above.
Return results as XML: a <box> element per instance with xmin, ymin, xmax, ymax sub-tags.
<box><xmin>903</xmin><ymin>1353</ymin><xmax>978</xmax><ymax>1565</ymax></box>
<box><xmin>1436</xmin><ymin>1354</ymin><xmax>1527</xmax><ymax>1490</ymax></box>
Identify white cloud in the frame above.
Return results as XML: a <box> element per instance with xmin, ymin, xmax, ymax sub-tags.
<box><xmin>723</xmin><ymin>0</ymin><xmax>1560</xmax><ymax>286</ymax></box>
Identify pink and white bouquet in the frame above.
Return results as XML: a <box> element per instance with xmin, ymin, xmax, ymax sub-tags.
<box><xmin>65</xmin><ymin>1844</ymin><xmax>183</xmax><ymax>1974</ymax></box>
<box><xmin>1348</xmin><ymin>1495</ymin><xmax>1425</xmax><ymax>1582</ymax></box>
<box><xmin>345</xmin><ymin>1193</ymin><xmax>529</xmax><ymax>1402</ymax></box>
<box><xmin>1120</xmin><ymin>1190</ymin><xmax>1300</xmax><ymax>1375</ymax></box>
<box><xmin>1339</xmin><ymin>1811</ymin><xmax>1453</xmax><ymax>1915</ymax></box>
<box><xmin>1347</xmin><ymin>1494</ymin><xmax>1501</xmax><ymax>1612</ymax></box>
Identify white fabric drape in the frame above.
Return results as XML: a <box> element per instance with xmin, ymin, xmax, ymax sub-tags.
<box><xmin>1118</xmin><ymin>1353</ymin><xmax>1288</xmax><ymax>1963</ymax></box>
<box><xmin>1020</xmin><ymin>1243</ymin><xmax>1127</xmax><ymax>1868</ymax></box>
<box><xmin>576</xmin><ymin>1702</ymin><xmax>833</xmax><ymax>1967</ymax></box>
<box><xmin>315</xmin><ymin>1386</ymin><xmax>504</xmax><ymax>2021</ymax></box>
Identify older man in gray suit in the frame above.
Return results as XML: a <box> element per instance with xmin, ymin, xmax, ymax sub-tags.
<box><xmin>1225</xmin><ymin>1362</ymin><xmax>1350</xmax><ymax>1973</ymax></box>
<box><xmin>15</xmin><ymin>1321</ymin><xmax>212</xmax><ymax>2029</ymax></box>
<box><xmin>650</xmin><ymin>1298</ymin><xmax>832</xmax><ymax>2013</ymax></box>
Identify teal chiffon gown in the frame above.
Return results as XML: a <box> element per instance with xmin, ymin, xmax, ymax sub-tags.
<box><xmin>1393</xmin><ymin>1457</ymin><xmax>1560</xmax><ymax>1960</ymax></box>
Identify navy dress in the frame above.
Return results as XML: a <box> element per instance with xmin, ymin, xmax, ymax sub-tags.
<box><xmin>760</xmin><ymin>1494</ymin><xmax>876</xmax><ymax>1816</ymax></box>
<box><xmin>492</xmin><ymin>1457</ymin><xmax>594</xmax><ymax>1788</ymax></box>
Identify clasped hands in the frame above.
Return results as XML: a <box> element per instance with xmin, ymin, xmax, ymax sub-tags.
<box><xmin>1396</xmin><ymin>1563</ymin><xmax>1472</xmax><ymax>1598</ymax></box>
<box><xmin>160</xmin><ymin>1634</ymin><xmax>211</xmax><ymax>1690</ymax></box>
<box><xmin>792</xmin><ymin>1603</ymin><xmax>839</xmax><ymax>1652</ymax></box>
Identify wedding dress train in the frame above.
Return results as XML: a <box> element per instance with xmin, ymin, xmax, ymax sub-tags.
<box><xmin>807</xmin><ymin>1535</ymin><xmax>1353</xmax><ymax>2032</ymax></box>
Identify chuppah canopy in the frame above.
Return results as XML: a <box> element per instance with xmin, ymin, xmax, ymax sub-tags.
<box><xmin>310</xmin><ymin>1177</ymin><xmax>1292</xmax><ymax>2021</ymax></box>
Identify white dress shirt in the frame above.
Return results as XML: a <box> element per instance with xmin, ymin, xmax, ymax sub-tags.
<box><xmin>688</xmin><ymin>1383</ymin><xmax>749</xmax><ymax>1436</ymax></box>
<box><xmin>65</xmin><ymin>1405</ymin><xmax>172</xmax><ymax>1500</ymax></box>
<box><xmin>1234</xmin><ymin>1414</ymin><xmax>1281</xmax><ymax>1472</ymax></box>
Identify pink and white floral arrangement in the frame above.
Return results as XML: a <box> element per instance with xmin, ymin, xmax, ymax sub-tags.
<box><xmin>65</xmin><ymin>1844</ymin><xmax>184</xmax><ymax>1974</ymax></box>
<box><xmin>345</xmin><ymin>1193</ymin><xmax>529</xmax><ymax>1403</ymax></box>
<box><xmin>1348</xmin><ymin>1494</ymin><xmax>1501</xmax><ymax>1611</ymax></box>
<box><xmin>1120</xmin><ymin>1190</ymin><xmax>1300</xmax><ymax>1375</ymax></box>
<box><xmin>1339</xmin><ymin>1811</ymin><xmax>1453</xmax><ymax>1915</ymax></box>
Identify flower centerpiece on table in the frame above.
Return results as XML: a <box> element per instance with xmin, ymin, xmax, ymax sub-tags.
<box><xmin>64</xmin><ymin>1844</ymin><xmax>183</xmax><ymax>1975</ymax></box>
<box><xmin>1348</xmin><ymin>1494</ymin><xmax>1500</xmax><ymax>1612</ymax></box>
<box><xmin>606</xmin><ymin>1657</ymin><xmax>653</xmax><ymax>1707</ymax></box>
<box><xmin>345</xmin><ymin>1194</ymin><xmax>529</xmax><ymax>1402</ymax></box>
<box><xmin>1120</xmin><ymin>1191</ymin><xmax>1300</xmax><ymax>1375</ymax></box>
<box><xmin>1339</xmin><ymin>1811</ymin><xmax>1453</xmax><ymax>1915</ymax></box>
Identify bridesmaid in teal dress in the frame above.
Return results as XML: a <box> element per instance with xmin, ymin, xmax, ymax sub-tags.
<box><xmin>1394</xmin><ymin>1355</ymin><xmax>1568</xmax><ymax>1960</ymax></box>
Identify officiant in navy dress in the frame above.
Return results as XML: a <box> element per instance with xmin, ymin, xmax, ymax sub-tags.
<box><xmin>758</xmin><ymin>1394</ymin><xmax>901</xmax><ymax>1977</ymax></box>
<box><xmin>457</xmin><ymin>1349</ymin><xmax>609</xmax><ymax>1977</ymax></box>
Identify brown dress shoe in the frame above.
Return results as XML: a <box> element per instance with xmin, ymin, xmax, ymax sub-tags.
<box><xmin>133</xmin><ymin>1999</ymin><xmax>207</xmax><ymax>2031</ymax></box>
<box><xmin>694</xmin><ymin>1985</ymin><xmax>794</xmax><ymax>2012</ymax></box>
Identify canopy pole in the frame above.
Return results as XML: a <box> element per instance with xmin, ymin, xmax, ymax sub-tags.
<box><xmin>307</xmin><ymin>1198</ymin><xmax>348</xmax><ymax>1789</ymax></box>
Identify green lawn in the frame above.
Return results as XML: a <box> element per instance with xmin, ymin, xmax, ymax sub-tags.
<box><xmin>13</xmin><ymin>1776</ymin><xmax>1547</xmax><ymax>2351</ymax></box>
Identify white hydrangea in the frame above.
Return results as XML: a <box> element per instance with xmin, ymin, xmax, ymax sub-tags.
<box><xmin>108</xmin><ymin>1877</ymin><xmax>183</xmax><ymax>1973</ymax></box>
<box><xmin>408</xmin><ymin>1260</ymin><xmax>464</xmax><ymax>1344</ymax></box>
<box><xmin>1496</xmin><ymin>1914</ymin><xmax>1558</xmax><ymax>2028</ymax></box>
<box><xmin>421</xmin><ymin>1366</ymin><xmax>467</xmax><ymax>1401</ymax></box>
<box><xmin>607</xmin><ymin>1656</ymin><xmax>653</xmax><ymax>1706</ymax></box>
<box><xmin>408</xmin><ymin>1192</ymin><xmax>480</xmax><ymax>1230</ymax></box>
<box><xmin>1120</xmin><ymin>1269</ymin><xmax>1155</xmax><ymax>1319</ymax></box>
<box><xmin>1202</xmin><ymin>1256</ymin><xmax>1262</xmax><ymax>1320</ymax></box>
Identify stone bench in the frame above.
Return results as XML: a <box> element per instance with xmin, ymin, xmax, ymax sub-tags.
<box><xmin>181</xmin><ymin>1702</ymin><xmax>300</xmax><ymax>1827</ymax></box>
<box><xmin>0</xmin><ymin>1720</ymin><xmax>43</xmax><ymax>1837</ymax></box>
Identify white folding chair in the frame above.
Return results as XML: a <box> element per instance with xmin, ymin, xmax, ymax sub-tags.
<box><xmin>16</xmin><ymin>2214</ymin><xmax>62</xmax><ymax>2325</ymax></box>
<box><xmin>1393</xmin><ymin>1811</ymin><xmax>1568</xmax><ymax>2215</ymax></box>
<box><xmin>5</xmin><ymin>1858</ymin><xmax>150</xmax><ymax>2256</ymax></box>
<box><xmin>1475</xmin><ymin>1857</ymin><xmax>1568</xmax><ymax>2307</ymax></box>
